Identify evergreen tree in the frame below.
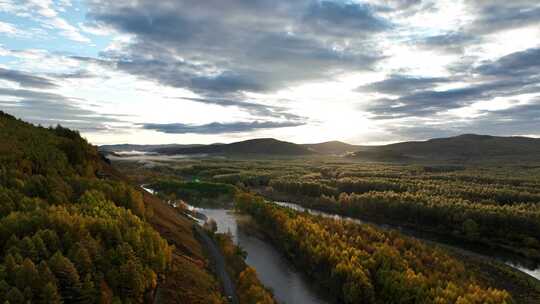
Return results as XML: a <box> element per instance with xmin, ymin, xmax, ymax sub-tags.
<box><xmin>78</xmin><ymin>274</ymin><xmax>96</xmax><ymax>304</ymax></box>
<box><xmin>49</xmin><ymin>252</ymin><xmax>81</xmax><ymax>302</ymax></box>
<box><xmin>15</xmin><ymin>258</ymin><xmax>39</xmax><ymax>291</ymax></box>
<box><xmin>39</xmin><ymin>283</ymin><xmax>61</xmax><ymax>304</ymax></box>
<box><xmin>6</xmin><ymin>287</ymin><xmax>24</xmax><ymax>304</ymax></box>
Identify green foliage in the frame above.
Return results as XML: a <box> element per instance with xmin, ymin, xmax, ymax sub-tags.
<box><xmin>149</xmin><ymin>178</ymin><xmax>237</xmax><ymax>207</ymax></box>
<box><xmin>127</xmin><ymin>157</ymin><xmax>540</xmax><ymax>260</ymax></box>
<box><xmin>236</xmin><ymin>193</ymin><xmax>513</xmax><ymax>304</ymax></box>
<box><xmin>0</xmin><ymin>111</ymin><xmax>172</xmax><ymax>303</ymax></box>
<box><xmin>262</xmin><ymin>163</ymin><xmax>540</xmax><ymax>260</ymax></box>
<box><xmin>214</xmin><ymin>233</ymin><xmax>276</xmax><ymax>304</ymax></box>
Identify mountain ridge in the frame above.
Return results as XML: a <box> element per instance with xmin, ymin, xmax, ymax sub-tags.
<box><xmin>302</xmin><ymin>140</ymin><xmax>361</xmax><ymax>155</ymax></box>
<box><xmin>100</xmin><ymin>133</ymin><xmax>540</xmax><ymax>161</ymax></box>
<box><xmin>353</xmin><ymin>133</ymin><xmax>540</xmax><ymax>162</ymax></box>
<box><xmin>156</xmin><ymin>138</ymin><xmax>315</xmax><ymax>155</ymax></box>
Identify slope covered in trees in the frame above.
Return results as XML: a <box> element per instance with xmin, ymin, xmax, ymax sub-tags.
<box><xmin>0</xmin><ymin>112</ymin><xmax>227</xmax><ymax>303</ymax></box>
<box><xmin>236</xmin><ymin>193</ymin><xmax>512</xmax><ymax>304</ymax></box>
<box><xmin>112</xmin><ymin>157</ymin><xmax>540</xmax><ymax>262</ymax></box>
<box><xmin>109</xmin><ymin>150</ymin><xmax>540</xmax><ymax>302</ymax></box>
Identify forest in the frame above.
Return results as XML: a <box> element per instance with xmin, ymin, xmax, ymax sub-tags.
<box><xmin>94</xmin><ymin>137</ymin><xmax>540</xmax><ymax>303</ymax></box>
<box><xmin>0</xmin><ymin>111</ymin><xmax>305</xmax><ymax>304</ymax></box>
<box><xmin>235</xmin><ymin>192</ymin><xmax>512</xmax><ymax>303</ymax></box>
<box><xmin>118</xmin><ymin>157</ymin><xmax>540</xmax><ymax>262</ymax></box>
<box><xmin>265</xmin><ymin>169</ymin><xmax>540</xmax><ymax>261</ymax></box>
<box><xmin>148</xmin><ymin>179</ymin><xmax>237</xmax><ymax>207</ymax></box>
<box><xmin>207</xmin><ymin>227</ymin><xmax>276</xmax><ymax>304</ymax></box>
<box><xmin>0</xmin><ymin>112</ymin><xmax>175</xmax><ymax>303</ymax></box>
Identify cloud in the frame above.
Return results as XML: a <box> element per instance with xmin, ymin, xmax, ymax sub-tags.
<box><xmin>468</xmin><ymin>1</ymin><xmax>540</xmax><ymax>35</ymax></box>
<box><xmin>365</xmin><ymin>78</ymin><xmax>539</xmax><ymax>119</ymax></box>
<box><xmin>0</xmin><ymin>0</ymin><xmax>89</xmax><ymax>42</ymax></box>
<box><xmin>0</xmin><ymin>21</ymin><xmax>30</xmax><ymax>37</ymax></box>
<box><xmin>86</xmin><ymin>0</ymin><xmax>387</xmax><ymax>95</ymax></box>
<box><xmin>3</xmin><ymin>0</ymin><xmax>540</xmax><ymax>144</ymax></box>
<box><xmin>418</xmin><ymin>32</ymin><xmax>481</xmax><ymax>54</ymax></box>
<box><xmin>0</xmin><ymin>68</ymin><xmax>58</xmax><ymax>89</ymax></box>
<box><xmin>382</xmin><ymin>101</ymin><xmax>540</xmax><ymax>140</ymax></box>
<box><xmin>0</xmin><ymin>88</ymin><xmax>126</xmax><ymax>131</ymax></box>
<box><xmin>411</xmin><ymin>1</ymin><xmax>540</xmax><ymax>55</ymax></box>
<box><xmin>357</xmin><ymin>74</ymin><xmax>450</xmax><ymax>95</ymax></box>
<box><xmin>364</xmin><ymin>45</ymin><xmax>540</xmax><ymax>119</ymax></box>
<box><xmin>180</xmin><ymin>97</ymin><xmax>306</xmax><ymax>121</ymax></box>
<box><xmin>475</xmin><ymin>47</ymin><xmax>540</xmax><ymax>77</ymax></box>
<box><xmin>484</xmin><ymin>101</ymin><xmax>540</xmax><ymax>123</ymax></box>
<box><xmin>141</xmin><ymin>120</ymin><xmax>304</xmax><ymax>134</ymax></box>
<box><xmin>303</xmin><ymin>1</ymin><xmax>391</xmax><ymax>36</ymax></box>
<box><xmin>49</xmin><ymin>70</ymin><xmax>99</xmax><ymax>80</ymax></box>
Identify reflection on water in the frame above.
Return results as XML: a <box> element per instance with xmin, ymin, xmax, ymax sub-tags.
<box><xmin>195</xmin><ymin>208</ymin><xmax>328</xmax><ymax>304</ymax></box>
<box><xmin>507</xmin><ymin>263</ymin><xmax>540</xmax><ymax>280</ymax></box>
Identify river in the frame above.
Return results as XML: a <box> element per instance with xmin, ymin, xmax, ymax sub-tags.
<box><xmin>192</xmin><ymin>207</ymin><xmax>329</xmax><ymax>304</ymax></box>
<box><xmin>142</xmin><ymin>185</ymin><xmax>539</xmax><ymax>301</ymax></box>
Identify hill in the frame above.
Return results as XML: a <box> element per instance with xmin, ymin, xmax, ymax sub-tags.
<box><xmin>302</xmin><ymin>141</ymin><xmax>360</xmax><ymax>155</ymax></box>
<box><xmin>99</xmin><ymin>143</ymin><xmax>202</xmax><ymax>153</ymax></box>
<box><xmin>0</xmin><ymin>111</ymin><xmax>225</xmax><ymax>303</ymax></box>
<box><xmin>157</xmin><ymin>138</ymin><xmax>315</xmax><ymax>156</ymax></box>
<box><xmin>352</xmin><ymin>134</ymin><xmax>540</xmax><ymax>162</ymax></box>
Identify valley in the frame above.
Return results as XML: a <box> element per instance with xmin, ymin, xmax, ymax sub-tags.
<box><xmin>2</xmin><ymin>110</ymin><xmax>540</xmax><ymax>303</ymax></box>
<box><xmin>4</xmin><ymin>1</ymin><xmax>540</xmax><ymax>302</ymax></box>
<box><xmin>112</xmin><ymin>150</ymin><xmax>540</xmax><ymax>304</ymax></box>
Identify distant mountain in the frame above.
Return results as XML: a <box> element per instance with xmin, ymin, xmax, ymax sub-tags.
<box><xmin>99</xmin><ymin>143</ymin><xmax>202</xmax><ymax>153</ymax></box>
<box><xmin>303</xmin><ymin>141</ymin><xmax>361</xmax><ymax>155</ymax></box>
<box><xmin>102</xmin><ymin>134</ymin><xmax>540</xmax><ymax>161</ymax></box>
<box><xmin>351</xmin><ymin>134</ymin><xmax>540</xmax><ymax>162</ymax></box>
<box><xmin>157</xmin><ymin>138</ymin><xmax>314</xmax><ymax>156</ymax></box>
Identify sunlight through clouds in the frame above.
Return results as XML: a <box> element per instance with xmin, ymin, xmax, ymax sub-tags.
<box><xmin>0</xmin><ymin>0</ymin><xmax>539</xmax><ymax>144</ymax></box>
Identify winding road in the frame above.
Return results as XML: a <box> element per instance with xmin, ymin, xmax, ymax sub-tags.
<box><xmin>194</xmin><ymin>225</ymin><xmax>239</xmax><ymax>304</ymax></box>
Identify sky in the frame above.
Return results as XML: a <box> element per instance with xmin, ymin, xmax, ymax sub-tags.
<box><xmin>0</xmin><ymin>0</ymin><xmax>539</xmax><ymax>145</ymax></box>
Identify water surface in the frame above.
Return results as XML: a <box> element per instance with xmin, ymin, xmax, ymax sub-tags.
<box><xmin>195</xmin><ymin>207</ymin><xmax>329</xmax><ymax>304</ymax></box>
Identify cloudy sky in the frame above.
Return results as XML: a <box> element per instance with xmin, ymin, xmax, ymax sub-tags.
<box><xmin>0</xmin><ymin>0</ymin><xmax>539</xmax><ymax>145</ymax></box>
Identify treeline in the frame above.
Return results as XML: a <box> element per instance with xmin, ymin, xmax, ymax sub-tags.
<box><xmin>236</xmin><ymin>193</ymin><xmax>512</xmax><ymax>304</ymax></box>
<box><xmin>212</xmin><ymin>232</ymin><xmax>276</xmax><ymax>304</ymax></box>
<box><xmin>290</xmin><ymin>191</ymin><xmax>539</xmax><ymax>259</ymax></box>
<box><xmin>270</xmin><ymin>177</ymin><xmax>540</xmax><ymax>206</ymax></box>
<box><xmin>267</xmin><ymin>174</ymin><xmax>540</xmax><ymax>259</ymax></box>
<box><xmin>0</xmin><ymin>112</ymin><xmax>172</xmax><ymax>303</ymax></box>
<box><xmin>111</xmin><ymin>156</ymin><xmax>540</xmax><ymax>263</ymax></box>
<box><xmin>148</xmin><ymin>179</ymin><xmax>237</xmax><ymax>207</ymax></box>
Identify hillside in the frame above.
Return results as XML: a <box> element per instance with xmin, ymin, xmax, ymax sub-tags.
<box><xmin>157</xmin><ymin>138</ymin><xmax>315</xmax><ymax>156</ymax></box>
<box><xmin>99</xmin><ymin>143</ymin><xmax>203</xmax><ymax>153</ymax></box>
<box><xmin>0</xmin><ymin>112</ymin><xmax>225</xmax><ymax>303</ymax></box>
<box><xmin>302</xmin><ymin>140</ymin><xmax>360</xmax><ymax>155</ymax></box>
<box><xmin>352</xmin><ymin>134</ymin><xmax>540</xmax><ymax>162</ymax></box>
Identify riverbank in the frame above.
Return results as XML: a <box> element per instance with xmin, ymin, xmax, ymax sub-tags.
<box><xmin>192</xmin><ymin>207</ymin><xmax>330</xmax><ymax>304</ymax></box>
<box><xmin>236</xmin><ymin>193</ymin><xmax>515</xmax><ymax>303</ymax></box>
<box><xmin>257</xmin><ymin>187</ymin><xmax>540</xmax><ymax>273</ymax></box>
<box><xmin>243</xmin><ymin>190</ymin><xmax>540</xmax><ymax>302</ymax></box>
